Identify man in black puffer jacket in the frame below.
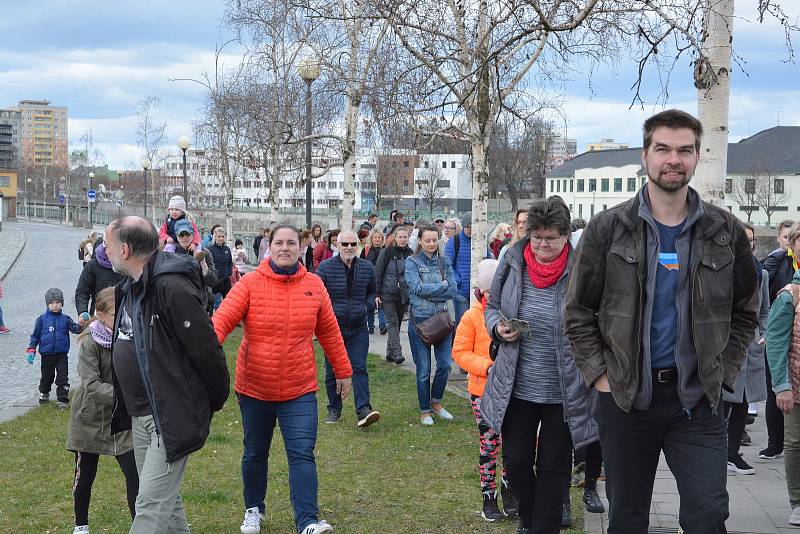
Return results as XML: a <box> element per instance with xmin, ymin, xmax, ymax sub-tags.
<box><xmin>75</xmin><ymin>239</ymin><xmax>126</xmax><ymax>322</ymax></box>
<box><xmin>105</xmin><ymin>216</ymin><xmax>229</xmax><ymax>532</ymax></box>
<box><xmin>316</xmin><ymin>229</ymin><xmax>379</xmax><ymax>429</ymax></box>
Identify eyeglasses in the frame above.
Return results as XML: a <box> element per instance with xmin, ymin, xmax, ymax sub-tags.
<box><xmin>444</xmin><ymin>226</ymin><xmax>456</xmax><ymax>230</ymax></box>
<box><xmin>339</xmin><ymin>242</ymin><xmax>358</xmax><ymax>247</ymax></box>
<box><xmin>530</xmin><ymin>235</ymin><xmax>564</xmax><ymax>246</ymax></box>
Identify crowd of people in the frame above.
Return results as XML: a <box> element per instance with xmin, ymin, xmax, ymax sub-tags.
<box><xmin>12</xmin><ymin>108</ymin><xmax>800</xmax><ymax>534</ymax></box>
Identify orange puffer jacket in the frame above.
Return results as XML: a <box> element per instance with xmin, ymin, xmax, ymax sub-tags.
<box><xmin>452</xmin><ymin>299</ymin><xmax>493</xmax><ymax>397</ymax></box>
<box><xmin>213</xmin><ymin>261</ymin><xmax>352</xmax><ymax>402</ymax></box>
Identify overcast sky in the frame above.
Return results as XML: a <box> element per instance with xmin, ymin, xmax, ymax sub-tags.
<box><xmin>0</xmin><ymin>0</ymin><xmax>798</xmax><ymax>169</ymax></box>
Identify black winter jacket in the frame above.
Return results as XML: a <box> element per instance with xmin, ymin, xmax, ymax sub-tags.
<box><xmin>75</xmin><ymin>261</ymin><xmax>126</xmax><ymax>315</ymax></box>
<box><xmin>110</xmin><ymin>252</ymin><xmax>230</xmax><ymax>462</ymax></box>
<box><xmin>375</xmin><ymin>245</ymin><xmax>413</xmax><ymax>301</ymax></box>
<box><xmin>316</xmin><ymin>256</ymin><xmax>376</xmax><ymax>331</ymax></box>
<box><xmin>762</xmin><ymin>249</ymin><xmax>794</xmax><ymax>304</ymax></box>
<box><xmin>207</xmin><ymin>243</ymin><xmax>233</xmax><ymax>279</ymax></box>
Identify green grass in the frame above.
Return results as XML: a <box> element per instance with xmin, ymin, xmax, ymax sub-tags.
<box><xmin>0</xmin><ymin>330</ymin><xmax>585</xmax><ymax>533</ymax></box>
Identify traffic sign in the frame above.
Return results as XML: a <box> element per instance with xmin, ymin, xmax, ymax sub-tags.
<box><xmin>58</xmin><ymin>194</ymin><xmax>65</xmax><ymax>205</ymax></box>
<box><xmin>87</xmin><ymin>189</ymin><xmax>97</xmax><ymax>203</ymax></box>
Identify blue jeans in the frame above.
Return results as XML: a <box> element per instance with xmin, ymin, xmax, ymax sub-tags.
<box><xmin>0</xmin><ymin>304</ymin><xmax>4</xmax><ymax>327</ymax></box>
<box><xmin>238</xmin><ymin>392</ymin><xmax>319</xmax><ymax>532</ymax></box>
<box><xmin>453</xmin><ymin>294</ymin><xmax>469</xmax><ymax>327</ymax></box>
<box><xmin>325</xmin><ymin>328</ymin><xmax>371</xmax><ymax>414</ymax></box>
<box><xmin>407</xmin><ymin>316</ymin><xmax>453</xmax><ymax>413</ymax></box>
<box><xmin>366</xmin><ymin>300</ymin><xmax>387</xmax><ymax>331</ymax></box>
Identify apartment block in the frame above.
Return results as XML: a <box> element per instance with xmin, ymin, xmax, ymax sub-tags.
<box><xmin>7</xmin><ymin>99</ymin><xmax>68</xmax><ymax>169</ymax></box>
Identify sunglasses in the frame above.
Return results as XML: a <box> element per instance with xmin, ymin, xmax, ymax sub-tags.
<box><xmin>339</xmin><ymin>242</ymin><xmax>358</xmax><ymax>247</ymax></box>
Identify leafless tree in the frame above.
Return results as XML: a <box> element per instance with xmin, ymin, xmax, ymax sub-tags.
<box><xmin>728</xmin><ymin>175</ymin><xmax>758</xmax><ymax>222</ymax></box>
<box><xmin>416</xmin><ymin>156</ymin><xmax>449</xmax><ymax>219</ymax></box>
<box><xmin>490</xmin><ymin>115</ymin><xmax>554</xmax><ymax>207</ymax></box>
<box><xmin>754</xmin><ymin>164</ymin><xmax>790</xmax><ymax>227</ymax></box>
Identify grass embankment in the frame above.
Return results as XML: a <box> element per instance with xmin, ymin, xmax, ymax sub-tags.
<box><xmin>0</xmin><ymin>330</ymin><xmax>585</xmax><ymax>533</ymax></box>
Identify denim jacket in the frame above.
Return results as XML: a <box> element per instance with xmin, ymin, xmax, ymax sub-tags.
<box><xmin>404</xmin><ymin>251</ymin><xmax>457</xmax><ymax>320</ymax></box>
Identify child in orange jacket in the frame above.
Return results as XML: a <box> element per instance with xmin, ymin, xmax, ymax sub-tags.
<box><xmin>453</xmin><ymin>258</ymin><xmax>517</xmax><ymax>522</ymax></box>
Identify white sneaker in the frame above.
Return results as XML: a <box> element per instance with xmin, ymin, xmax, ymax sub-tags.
<box><xmin>240</xmin><ymin>507</ymin><xmax>264</xmax><ymax>534</ymax></box>
<box><xmin>73</xmin><ymin>526</ymin><xmax>89</xmax><ymax>534</ymax></box>
<box><xmin>432</xmin><ymin>406</ymin><xmax>454</xmax><ymax>421</ymax></box>
<box><xmin>420</xmin><ymin>414</ymin><xmax>434</xmax><ymax>426</ymax></box>
<box><xmin>301</xmin><ymin>520</ymin><xmax>334</xmax><ymax>534</ymax></box>
<box><xmin>748</xmin><ymin>402</ymin><xmax>758</xmax><ymax>416</ymax></box>
<box><xmin>790</xmin><ymin>507</ymin><xmax>800</xmax><ymax>526</ymax></box>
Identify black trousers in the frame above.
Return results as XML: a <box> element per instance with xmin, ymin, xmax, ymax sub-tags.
<box><xmin>72</xmin><ymin>450</ymin><xmax>139</xmax><ymax>526</ymax></box>
<box><xmin>765</xmin><ymin>355</ymin><xmax>785</xmax><ymax>451</ymax></box>
<box><xmin>596</xmin><ymin>384</ymin><xmax>728</xmax><ymax>534</ymax></box>
<box><xmin>724</xmin><ymin>400</ymin><xmax>748</xmax><ymax>457</ymax></box>
<box><xmin>574</xmin><ymin>440</ymin><xmax>603</xmax><ymax>480</ymax></box>
<box><xmin>502</xmin><ymin>397</ymin><xmax>572</xmax><ymax>534</ymax></box>
<box><xmin>39</xmin><ymin>353</ymin><xmax>69</xmax><ymax>402</ymax></box>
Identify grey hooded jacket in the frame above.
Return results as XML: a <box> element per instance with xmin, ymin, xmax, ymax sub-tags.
<box><xmin>480</xmin><ymin>238</ymin><xmax>599</xmax><ymax>449</ymax></box>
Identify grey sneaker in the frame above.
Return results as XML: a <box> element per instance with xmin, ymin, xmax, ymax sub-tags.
<box><xmin>240</xmin><ymin>506</ymin><xmax>264</xmax><ymax>534</ymax></box>
<box><xmin>790</xmin><ymin>507</ymin><xmax>800</xmax><ymax>526</ymax></box>
<box><xmin>57</xmin><ymin>401</ymin><xmax>68</xmax><ymax>411</ymax></box>
<box><xmin>325</xmin><ymin>410</ymin><xmax>341</xmax><ymax>424</ymax></box>
<box><xmin>39</xmin><ymin>393</ymin><xmax>50</xmax><ymax>405</ymax></box>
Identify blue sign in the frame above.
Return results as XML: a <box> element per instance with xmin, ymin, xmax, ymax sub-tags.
<box><xmin>87</xmin><ymin>190</ymin><xmax>97</xmax><ymax>203</ymax></box>
<box><xmin>58</xmin><ymin>194</ymin><xmax>65</xmax><ymax>205</ymax></box>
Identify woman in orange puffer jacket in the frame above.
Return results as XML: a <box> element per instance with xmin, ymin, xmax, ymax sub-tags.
<box><xmin>213</xmin><ymin>224</ymin><xmax>352</xmax><ymax>534</ymax></box>
<box><xmin>453</xmin><ymin>259</ymin><xmax>517</xmax><ymax>523</ymax></box>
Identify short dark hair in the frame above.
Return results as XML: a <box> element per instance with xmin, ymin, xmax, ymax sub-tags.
<box><xmin>108</xmin><ymin>217</ymin><xmax>159</xmax><ymax>258</ymax></box>
<box><xmin>268</xmin><ymin>223</ymin><xmax>301</xmax><ymax>245</ymax></box>
<box><xmin>415</xmin><ymin>225</ymin><xmax>441</xmax><ymax>254</ymax></box>
<box><xmin>643</xmin><ymin>109</ymin><xmax>703</xmax><ymax>151</ymax></box>
<box><xmin>368</xmin><ymin>213</ymin><xmax>377</xmax><ymax>220</ymax></box>
<box><xmin>526</xmin><ymin>196</ymin><xmax>571</xmax><ymax>237</ymax></box>
<box><xmin>742</xmin><ymin>222</ymin><xmax>756</xmax><ymax>235</ymax></box>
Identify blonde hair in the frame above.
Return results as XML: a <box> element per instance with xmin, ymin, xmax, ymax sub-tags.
<box><xmin>368</xmin><ymin>229</ymin><xmax>384</xmax><ymax>246</ymax></box>
<box><xmin>79</xmin><ymin>287</ymin><xmax>116</xmax><ymax>340</ymax></box>
<box><xmin>491</xmin><ymin>223</ymin><xmax>511</xmax><ymax>241</ymax></box>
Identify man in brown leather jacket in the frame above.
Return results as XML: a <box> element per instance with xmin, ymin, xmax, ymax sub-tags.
<box><xmin>565</xmin><ymin>109</ymin><xmax>759</xmax><ymax>534</ymax></box>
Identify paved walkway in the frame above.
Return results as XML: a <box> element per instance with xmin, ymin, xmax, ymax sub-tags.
<box><xmin>584</xmin><ymin>405</ymin><xmax>798</xmax><ymax>534</ymax></box>
<box><xmin>0</xmin><ymin>224</ymin><xmax>26</xmax><ymax>280</ymax></box>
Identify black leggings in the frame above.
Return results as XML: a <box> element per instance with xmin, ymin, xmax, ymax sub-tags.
<box><xmin>72</xmin><ymin>450</ymin><xmax>139</xmax><ymax>526</ymax></box>
<box><xmin>574</xmin><ymin>440</ymin><xmax>603</xmax><ymax>480</ymax></box>
<box><xmin>724</xmin><ymin>400</ymin><xmax>749</xmax><ymax>457</ymax></box>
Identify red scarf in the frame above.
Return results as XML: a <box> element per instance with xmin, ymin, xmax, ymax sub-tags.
<box><xmin>524</xmin><ymin>243</ymin><xmax>569</xmax><ymax>288</ymax></box>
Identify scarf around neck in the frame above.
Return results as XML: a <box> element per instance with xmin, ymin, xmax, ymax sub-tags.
<box><xmin>94</xmin><ymin>244</ymin><xmax>113</xmax><ymax>269</ymax></box>
<box><xmin>90</xmin><ymin>320</ymin><xmax>113</xmax><ymax>349</ymax></box>
<box><xmin>524</xmin><ymin>242</ymin><xmax>569</xmax><ymax>288</ymax></box>
<box><xmin>269</xmin><ymin>259</ymin><xmax>300</xmax><ymax>276</ymax></box>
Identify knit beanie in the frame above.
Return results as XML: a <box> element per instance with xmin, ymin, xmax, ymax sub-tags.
<box><xmin>477</xmin><ymin>259</ymin><xmax>499</xmax><ymax>292</ymax></box>
<box><xmin>168</xmin><ymin>195</ymin><xmax>187</xmax><ymax>212</ymax></box>
<box><xmin>461</xmin><ymin>212</ymin><xmax>472</xmax><ymax>228</ymax></box>
<box><xmin>45</xmin><ymin>288</ymin><xmax>64</xmax><ymax>305</ymax></box>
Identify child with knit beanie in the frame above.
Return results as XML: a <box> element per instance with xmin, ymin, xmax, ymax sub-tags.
<box><xmin>26</xmin><ymin>288</ymin><xmax>82</xmax><ymax>409</ymax></box>
<box><xmin>453</xmin><ymin>259</ymin><xmax>518</xmax><ymax>522</ymax></box>
<box><xmin>157</xmin><ymin>195</ymin><xmax>200</xmax><ymax>250</ymax></box>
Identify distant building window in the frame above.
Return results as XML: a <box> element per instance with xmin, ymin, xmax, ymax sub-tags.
<box><xmin>601</xmin><ymin>178</ymin><xmax>609</xmax><ymax>192</ymax></box>
<box><xmin>627</xmin><ymin>177</ymin><xmax>636</xmax><ymax>192</ymax></box>
<box><xmin>0</xmin><ymin>176</ymin><xmax>9</xmax><ymax>187</ymax></box>
<box><xmin>569</xmin><ymin>180</ymin><xmax>573</xmax><ymax>193</ymax></box>
<box><xmin>776</xmin><ymin>179</ymin><xmax>785</xmax><ymax>194</ymax></box>
<box><xmin>641</xmin><ymin>176</ymin><xmax>647</xmax><ymax>186</ymax></box>
<box><xmin>424</xmin><ymin>161</ymin><xmax>429</xmax><ymax>168</ymax></box>
<box><xmin>437</xmin><ymin>180</ymin><xmax>450</xmax><ymax>187</ymax></box>
<box><xmin>613</xmin><ymin>178</ymin><xmax>622</xmax><ymax>192</ymax></box>
<box><xmin>403</xmin><ymin>161</ymin><xmax>409</xmax><ymax>168</ymax></box>
<box><xmin>442</xmin><ymin>161</ymin><xmax>447</xmax><ymax>169</ymax></box>
<box><xmin>589</xmin><ymin>179</ymin><xmax>596</xmax><ymax>192</ymax></box>
<box><xmin>551</xmin><ymin>180</ymin><xmax>555</xmax><ymax>193</ymax></box>
<box><xmin>773</xmin><ymin>206</ymin><xmax>789</xmax><ymax>211</ymax></box>
<box><xmin>451</xmin><ymin>161</ymin><xmax>456</xmax><ymax>168</ymax></box>
<box><xmin>563</xmin><ymin>179</ymin><xmax>567</xmax><ymax>192</ymax></box>
<box><xmin>725</xmin><ymin>179</ymin><xmax>732</xmax><ymax>193</ymax></box>
<box><xmin>576</xmin><ymin>179</ymin><xmax>585</xmax><ymax>192</ymax></box>
<box><xmin>556</xmin><ymin>180</ymin><xmax>561</xmax><ymax>193</ymax></box>
<box><xmin>745</xmin><ymin>179</ymin><xmax>755</xmax><ymax>194</ymax></box>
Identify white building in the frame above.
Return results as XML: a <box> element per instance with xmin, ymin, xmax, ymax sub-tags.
<box><xmin>547</xmin><ymin>133</ymin><xmax>578</xmax><ymax>171</ymax></box>
<box><xmin>546</xmin><ymin>126</ymin><xmax>800</xmax><ymax>226</ymax></box>
<box><xmin>412</xmin><ymin>153</ymin><xmax>473</xmax><ymax>214</ymax></box>
<box><xmin>586</xmin><ymin>138</ymin><xmax>630</xmax><ymax>152</ymax></box>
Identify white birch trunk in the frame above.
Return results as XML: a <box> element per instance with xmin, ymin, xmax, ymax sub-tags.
<box><xmin>269</xmin><ymin>146</ymin><xmax>280</xmax><ymax>227</ymax></box>
<box><xmin>470</xmin><ymin>137</ymin><xmax>490</xmax><ymax>302</ymax></box>
<box><xmin>341</xmin><ymin>92</ymin><xmax>358</xmax><ymax>231</ymax></box>
<box><xmin>694</xmin><ymin>0</ymin><xmax>734</xmax><ymax>208</ymax></box>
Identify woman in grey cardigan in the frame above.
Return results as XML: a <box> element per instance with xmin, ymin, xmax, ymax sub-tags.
<box><xmin>724</xmin><ymin>222</ymin><xmax>769</xmax><ymax>475</ymax></box>
<box><xmin>481</xmin><ymin>197</ymin><xmax>598</xmax><ymax>534</ymax></box>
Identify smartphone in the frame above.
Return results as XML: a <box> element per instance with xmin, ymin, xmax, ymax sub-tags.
<box><xmin>500</xmin><ymin>311</ymin><xmax>530</xmax><ymax>335</ymax></box>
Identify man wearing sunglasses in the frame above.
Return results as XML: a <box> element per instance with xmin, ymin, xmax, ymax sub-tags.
<box><xmin>316</xmin><ymin>230</ymin><xmax>381</xmax><ymax>428</ymax></box>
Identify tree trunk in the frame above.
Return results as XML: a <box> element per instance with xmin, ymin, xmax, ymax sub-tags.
<box><xmin>341</xmin><ymin>93</ymin><xmax>359</xmax><ymax>231</ymax></box>
<box><xmin>269</xmin><ymin>146</ymin><xmax>280</xmax><ymax>226</ymax></box>
<box><xmin>694</xmin><ymin>0</ymin><xmax>734</xmax><ymax>208</ymax></box>
<box><xmin>470</xmin><ymin>137</ymin><xmax>490</xmax><ymax>301</ymax></box>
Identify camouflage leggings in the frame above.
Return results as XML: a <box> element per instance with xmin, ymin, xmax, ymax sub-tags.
<box><xmin>471</xmin><ymin>396</ymin><xmax>508</xmax><ymax>494</ymax></box>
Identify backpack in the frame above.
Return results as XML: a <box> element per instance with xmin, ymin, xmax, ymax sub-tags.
<box><xmin>78</xmin><ymin>239</ymin><xmax>91</xmax><ymax>261</ymax></box>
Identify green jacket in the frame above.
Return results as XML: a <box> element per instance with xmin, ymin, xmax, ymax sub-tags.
<box><xmin>765</xmin><ymin>269</ymin><xmax>800</xmax><ymax>394</ymax></box>
<box><xmin>67</xmin><ymin>333</ymin><xmax>133</xmax><ymax>455</ymax></box>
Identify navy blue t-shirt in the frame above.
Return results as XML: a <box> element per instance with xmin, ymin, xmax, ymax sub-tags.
<box><xmin>650</xmin><ymin>220</ymin><xmax>685</xmax><ymax>369</ymax></box>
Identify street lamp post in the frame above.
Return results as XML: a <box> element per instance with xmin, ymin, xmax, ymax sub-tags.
<box><xmin>141</xmin><ymin>158</ymin><xmax>151</xmax><ymax>221</ymax></box>
<box><xmin>298</xmin><ymin>56</ymin><xmax>320</xmax><ymax>229</ymax></box>
<box><xmin>178</xmin><ymin>136</ymin><xmax>190</xmax><ymax>204</ymax></box>
<box><xmin>26</xmin><ymin>177</ymin><xmax>32</xmax><ymax>219</ymax></box>
<box><xmin>87</xmin><ymin>171</ymin><xmax>95</xmax><ymax>228</ymax></box>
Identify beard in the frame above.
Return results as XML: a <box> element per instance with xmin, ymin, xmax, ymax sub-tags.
<box><xmin>648</xmin><ymin>169</ymin><xmax>692</xmax><ymax>192</ymax></box>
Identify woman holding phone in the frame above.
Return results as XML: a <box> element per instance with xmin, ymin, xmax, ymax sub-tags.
<box><xmin>480</xmin><ymin>197</ymin><xmax>598</xmax><ymax>534</ymax></box>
